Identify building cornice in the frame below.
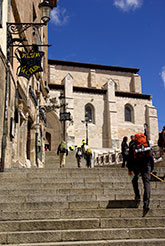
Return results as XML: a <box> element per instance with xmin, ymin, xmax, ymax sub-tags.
<box><xmin>48</xmin><ymin>84</ymin><xmax>151</xmax><ymax>100</ymax></box>
<box><xmin>48</xmin><ymin>59</ymin><xmax>139</xmax><ymax>74</ymax></box>
<box><xmin>115</xmin><ymin>91</ymin><xmax>151</xmax><ymax>100</ymax></box>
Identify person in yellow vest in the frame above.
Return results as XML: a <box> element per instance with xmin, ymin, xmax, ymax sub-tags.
<box><xmin>57</xmin><ymin>141</ymin><xmax>68</xmax><ymax>168</ymax></box>
<box><xmin>37</xmin><ymin>139</ymin><xmax>41</xmax><ymax>153</ymax></box>
<box><xmin>84</xmin><ymin>148</ymin><xmax>92</xmax><ymax>168</ymax></box>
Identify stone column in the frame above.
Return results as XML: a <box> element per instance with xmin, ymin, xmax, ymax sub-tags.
<box><xmin>88</xmin><ymin>69</ymin><xmax>96</xmax><ymax>88</ymax></box>
<box><xmin>63</xmin><ymin>73</ymin><xmax>75</xmax><ymax>146</ymax></box>
<box><xmin>104</xmin><ymin>79</ymin><xmax>119</xmax><ymax>149</ymax></box>
<box><xmin>17</xmin><ymin>103</ymin><xmax>24</xmax><ymax>162</ymax></box>
<box><xmin>30</xmin><ymin>127</ymin><xmax>37</xmax><ymax>167</ymax></box>
<box><xmin>17</xmin><ymin>102</ymin><xmax>28</xmax><ymax>166</ymax></box>
<box><xmin>130</xmin><ymin>74</ymin><xmax>142</xmax><ymax>93</ymax></box>
<box><xmin>145</xmin><ymin>105</ymin><xmax>159</xmax><ymax>145</ymax></box>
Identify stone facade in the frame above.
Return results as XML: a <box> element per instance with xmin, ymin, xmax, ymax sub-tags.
<box><xmin>0</xmin><ymin>0</ymin><xmax>58</xmax><ymax>170</ymax></box>
<box><xmin>48</xmin><ymin>60</ymin><xmax>159</xmax><ymax>151</ymax></box>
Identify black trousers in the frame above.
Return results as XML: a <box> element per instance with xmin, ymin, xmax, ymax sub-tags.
<box><xmin>132</xmin><ymin>165</ymin><xmax>151</xmax><ymax>208</ymax></box>
<box><xmin>122</xmin><ymin>154</ymin><xmax>128</xmax><ymax>167</ymax></box>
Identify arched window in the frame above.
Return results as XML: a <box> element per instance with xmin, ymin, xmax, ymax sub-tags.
<box><xmin>85</xmin><ymin>104</ymin><xmax>95</xmax><ymax>123</ymax></box>
<box><xmin>125</xmin><ymin>104</ymin><xmax>134</xmax><ymax>123</ymax></box>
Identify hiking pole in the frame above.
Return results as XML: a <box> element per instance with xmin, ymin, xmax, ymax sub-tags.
<box><xmin>150</xmin><ymin>172</ymin><xmax>165</xmax><ymax>183</ymax></box>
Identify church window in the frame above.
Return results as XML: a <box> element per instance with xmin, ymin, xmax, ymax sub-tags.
<box><xmin>85</xmin><ymin>104</ymin><xmax>95</xmax><ymax>123</ymax></box>
<box><xmin>125</xmin><ymin>104</ymin><xmax>134</xmax><ymax>122</ymax></box>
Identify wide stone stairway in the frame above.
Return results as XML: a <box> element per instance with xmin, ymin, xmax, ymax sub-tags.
<box><xmin>0</xmin><ymin>151</ymin><xmax>164</xmax><ymax>245</ymax></box>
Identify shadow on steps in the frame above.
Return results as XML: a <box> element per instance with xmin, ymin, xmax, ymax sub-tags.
<box><xmin>106</xmin><ymin>200</ymin><xmax>140</xmax><ymax>209</ymax></box>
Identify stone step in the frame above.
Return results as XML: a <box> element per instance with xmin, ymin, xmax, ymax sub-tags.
<box><xmin>0</xmin><ymin>186</ymin><xmax>164</xmax><ymax>195</ymax></box>
<box><xmin>0</xmin><ymin>199</ymin><xmax>165</xmax><ymax>212</ymax></box>
<box><xmin>1</xmin><ymin>171</ymin><xmax>163</xmax><ymax>182</ymax></box>
<box><xmin>5</xmin><ymin>165</ymin><xmax>165</xmax><ymax>173</ymax></box>
<box><xmin>0</xmin><ymin>181</ymin><xmax>163</xmax><ymax>190</ymax></box>
<box><xmin>2</xmin><ymin>169</ymin><xmax>134</xmax><ymax>177</ymax></box>
<box><xmin>0</xmin><ymin>191</ymin><xmax>164</xmax><ymax>204</ymax></box>
<box><xmin>2</xmin><ymin>171</ymin><xmax>164</xmax><ymax>183</ymax></box>
<box><xmin>0</xmin><ymin>197</ymin><xmax>164</xmax><ymax>206</ymax></box>
<box><xmin>1</xmin><ymin>238</ymin><xmax>165</xmax><ymax>246</ymax></box>
<box><xmin>0</xmin><ymin>182</ymin><xmax>165</xmax><ymax>196</ymax></box>
<box><xmin>0</xmin><ymin>208</ymin><xmax>165</xmax><ymax>221</ymax></box>
<box><xmin>0</xmin><ymin>175</ymin><xmax>164</xmax><ymax>184</ymax></box>
<box><xmin>0</xmin><ymin>217</ymin><xmax>164</xmax><ymax>232</ymax></box>
<box><xmin>0</xmin><ymin>227</ymin><xmax>164</xmax><ymax>244</ymax></box>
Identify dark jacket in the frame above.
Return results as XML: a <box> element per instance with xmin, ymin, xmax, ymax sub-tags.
<box><xmin>121</xmin><ymin>141</ymin><xmax>129</xmax><ymax>155</ymax></box>
<box><xmin>158</xmin><ymin>131</ymin><xmax>165</xmax><ymax>148</ymax></box>
<box><xmin>57</xmin><ymin>144</ymin><xmax>68</xmax><ymax>155</ymax></box>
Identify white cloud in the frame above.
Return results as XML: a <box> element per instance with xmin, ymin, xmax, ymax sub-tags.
<box><xmin>50</xmin><ymin>7</ymin><xmax>69</xmax><ymax>26</ymax></box>
<box><xmin>161</xmin><ymin>67</ymin><xmax>165</xmax><ymax>87</ymax></box>
<box><xmin>114</xmin><ymin>0</ymin><xmax>143</xmax><ymax>12</ymax></box>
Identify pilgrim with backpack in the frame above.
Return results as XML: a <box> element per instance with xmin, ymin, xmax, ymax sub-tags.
<box><xmin>57</xmin><ymin>141</ymin><xmax>68</xmax><ymax>168</ymax></box>
<box><xmin>127</xmin><ymin>125</ymin><xmax>154</xmax><ymax>215</ymax></box>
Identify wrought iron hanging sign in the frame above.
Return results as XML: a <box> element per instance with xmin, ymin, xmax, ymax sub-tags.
<box><xmin>17</xmin><ymin>50</ymin><xmax>44</xmax><ymax>79</ymax></box>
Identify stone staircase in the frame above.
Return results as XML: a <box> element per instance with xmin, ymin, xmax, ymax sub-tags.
<box><xmin>45</xmin><ymin>150</ymin><xmax>87</xmax><ymax>168</ymax></box>
<box><xmin>0</xmin><ymin>151</ymin><xmax>164</xmax><ymax>245</ymax></box>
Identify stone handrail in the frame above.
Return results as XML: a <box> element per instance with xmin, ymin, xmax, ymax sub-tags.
<box><xmin>95</xmin><ymin>151</ymin><xmax>122</xmax><ymax>166</ymax></box>
<box><xmin>94</xmin><ymin>145</ymin><xmax>162</xmax><ymax>167</ymax></box>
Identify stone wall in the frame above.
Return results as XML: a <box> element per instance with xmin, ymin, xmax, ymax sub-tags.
<box><xmin>48</xmin><ymin>61</ymin><xmax>159</xmax><ymax>150</ymax></box>
<box><xmin>0</xmin><ymin>49</ymin><xmax>7</xmax><ymax>159</ymax></box>
<box><xmin>49</xmin><ymin>64</ymin><xmax>139</xmax><ymax>92</ymax></box>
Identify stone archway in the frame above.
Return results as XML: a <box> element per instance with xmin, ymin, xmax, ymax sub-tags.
<box><xmin>45</xmin><ymin>112</ymin><xmax>62</xmax><ymax>151</ymax></box>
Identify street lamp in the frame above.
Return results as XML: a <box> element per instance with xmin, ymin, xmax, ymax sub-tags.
<box><xmin>7</xmin><ymin>0</ymin><xmax>54</xmax><ymax>44</ymax></box>
<box><xmin>6</xmin><ymin>0</ymin><xmax>56</xmax><ymax>63</ymax></box>
<box><xmin>39</xmin><ymin>0</ymin><xmax>53</xmax><ymax>23</ymax></box>
<box><xmin>59</xmin><ymin>93</ymin><xmax>66</xmax><ymax>141</ymax></box>
<box><xmin>82</xmin><ymin>113</ymin><xmax>91</xmax><ymax>145</ymax></box>
<box><xmin>59</xmin><ymin>93</ymin><xmax>72</xmax><ymax>141</ymax></box>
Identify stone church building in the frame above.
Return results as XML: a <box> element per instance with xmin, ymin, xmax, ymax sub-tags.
<box><xmin>47</xmin><ymin>59</ymin><xmax>158</xmax><ymax>151</ymax></box>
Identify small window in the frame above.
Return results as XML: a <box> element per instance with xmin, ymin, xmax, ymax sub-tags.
<box><xmin>0</xmin><ymin>0</ymin><xmax>3</xmax><ymax>28</ymax></box>
<box><xmin>85</xmin><ymin>104</ymin><xmax>95</xmax><ymax>123</ymax></box>
<box><xmin>125</xmin><ymin>104</ymin><xmax>133</xmax><ymax>123</ymax></box>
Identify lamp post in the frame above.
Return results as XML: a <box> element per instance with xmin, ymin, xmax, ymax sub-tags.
<box><xmin>59</xmin><ymin>93</ymin><xmax>72</xmax><ymax>142</ymax></box>
<box><xmin>82</xmin><ymin>113</ymin><xmax>91</xmax><ymax>145</ymax></box>
<box><xmin>85</xmin><ymin>113</ymin><xmax>89</xmax><ymax>145</ymax></box>
<box><xmin>59</xmin><ymin>93</ymin><xmax>66</xmax><ymax>141</ymax></box>
<box><xmin>0</xmin><ymin>0</ymin><xmax>56</xmax><ymax>172</ymax></box>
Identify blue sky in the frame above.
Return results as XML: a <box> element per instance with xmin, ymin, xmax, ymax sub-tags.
<box><xmin>48</xmin><ymin>0</ymin><xmax>165</xmax><ymax>131</ymax></box>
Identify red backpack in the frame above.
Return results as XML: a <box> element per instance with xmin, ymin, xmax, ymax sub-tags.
<box><xmin>134</xmin><ymin>133</ymin><xmax>148</xmax><ymax>148</ymax></box>
<box><xmin>134</xmin><ymin>133</ymin><xmax>151</xmax><ymax>159</ymax></box>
